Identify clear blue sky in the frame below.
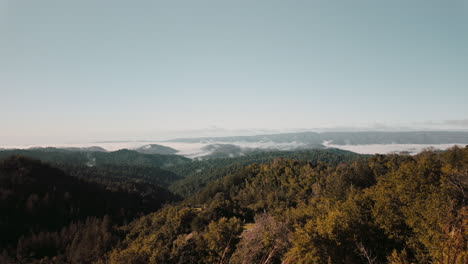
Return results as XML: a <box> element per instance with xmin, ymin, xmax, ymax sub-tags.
<box><xmin>1</xmin><ymin>0</ymin><xmax>467</xmax><ymax>144</ymax></box>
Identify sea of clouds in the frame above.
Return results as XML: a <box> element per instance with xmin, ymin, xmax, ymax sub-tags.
<box><xmin>2</xmin><ymin>140</ymin><xmax>466</xmax><ymax>158</ymax></box>
<box><xmin>322</xmin><ymin>142</ymin><xmax>465</xmax><ymax>155</ymax></box>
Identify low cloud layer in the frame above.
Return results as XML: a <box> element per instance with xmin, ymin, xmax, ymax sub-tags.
<box><xmin>2</xmin><ymin>140</ymin><xmax>466</xmax><ymax>158</ymax></box>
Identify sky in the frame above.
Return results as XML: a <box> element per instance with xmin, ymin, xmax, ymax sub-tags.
<box><xmin>1</xmin><ymin>0</ymin><xmax>467</xmax><ymax>145</ymax></box>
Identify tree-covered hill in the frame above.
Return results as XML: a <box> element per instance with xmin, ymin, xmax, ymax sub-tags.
<box><xmin>1</xmin><ymin>147</ymin><xmax>466</xmax><ymax>263</ymax></box>
<box><xmin>107</xmin><ymin>146</ymin><xmax>467</xmax><ymax>264</ymax></box>
<box><xmin>0</xmin><ymin>156</ymin><xmax>181</xmax><ymax>262</ymax></box>
<box><xmin>0</xmin><ymin>148</ymin><xmax>190</xmax><ymax>169</ymax></box>
<box><xmin>168</xmin><ymin>148</ymin><xmax>365</xmax><ymax>197</ymax></box>
<box><xmin>0</xmin><ymin>149</ymin><xmax>189</xmax><ymax>192</ymax></box>
<box><xmin>133</xmin><ymin>144</ymin><xmax>179</xmax><ymax>155</ymax></box>
<box><xmin>60</xmin><ymin>163</ymin><xmax>183</xmax><ymax>189</ymax></box>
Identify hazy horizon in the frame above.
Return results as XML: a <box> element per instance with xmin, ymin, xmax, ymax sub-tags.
<box><xmin>1</xmin><ymin>0</ymin><xmax>467</xmax><ymax>145</ymax></box>
<box><xmin>2</xmin><ymin>130</ymin><xmax>468</xmax><ymax>158</ymax></box>
<box><xmin>2</xmin><ymin>125</ymin><xmax>468</xmax><ymax>146</ymax></box>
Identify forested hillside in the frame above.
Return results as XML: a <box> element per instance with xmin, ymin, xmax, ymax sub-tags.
<box><xmin>0</xmin><ymin>147</ymin><xmax>466</xmax><ymax>263</ymax></box>
<box><xmin>0</xmin><ymin>149</ymin><xmax>187</xmax><ymax>197</ymax></box>
<box><xmin>0</xmin><ymin>149</ymin><xmax>190</xmax><ymax>168</ymax></box>
<box><xmin>0</xmin><ymin>156</ymin><xmax>179</xmax><ymax>263</ymax></box>
<box><xmin>168</xmin><ymin>148</ymin><xmax>364</xmax><ymax>197</ymax></box>
<box><xmin>106</xmin><ymin>146</ymin><xmax>467</xmax><ymax>264</ymax></box>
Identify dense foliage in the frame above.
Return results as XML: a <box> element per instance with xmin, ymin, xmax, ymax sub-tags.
<box><xmin>0</xmin><ymin>149</ymin><xmax>186</xmax><ymax>200</ymax></box>
<box><xmin>59</xmin><ymin>163</ymin><xmax>182</xmax><ymax>191</ymax></box>
<box><xmin>168</xmin><ymin>148</ymin><xmax>364</xmax><ymax>197</ymax></box>
<box><xmin>0</xmin><ymin>147</ymin><xmax>466</xmax><ymax>263</ymax></box>
<box><xmin>107</xmin><ymin>146</ymin><xmax>467</xmax><ymax>264</ymax></box>
<box><xmin>0</xmin><ymin>156</ymin><xmax>179</xmax><ymax>263</ymax></box>
<box><xmin>0</xmin><ymin>149</ymin><xmax>190</xmax><ymax>168</ymax></box>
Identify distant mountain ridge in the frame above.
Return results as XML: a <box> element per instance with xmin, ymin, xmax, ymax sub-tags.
<box><xmin>167</xmin><ymin>131</ymin><xmax>468</xmax><ymax>145</ymax></box>
<box><xmin>0</xmin><ymin>148</ymin><xmax>189</xmax><ymax>168</ymax></box>
<box><xmin>28</xmin><ymin>146</ymin><xmax>108</xmax><ymax>152</ymax></box>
